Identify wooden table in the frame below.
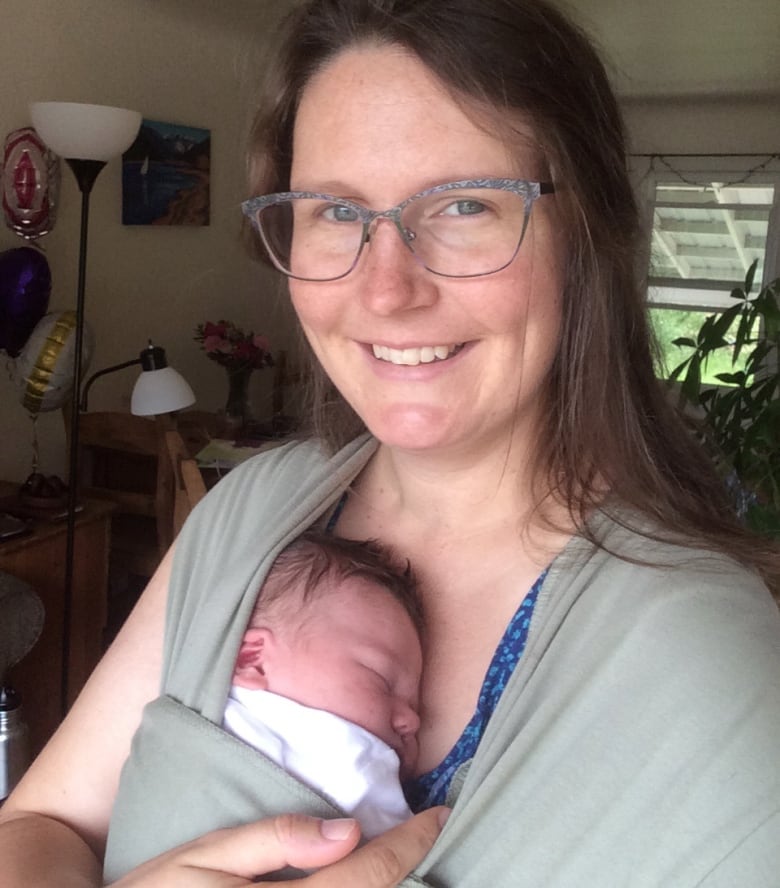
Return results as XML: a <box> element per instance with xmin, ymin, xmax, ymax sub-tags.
<box><xmin>0</xmin><ymin>483</ymin><xmax>113</xmax><ymax>756</ymax></box>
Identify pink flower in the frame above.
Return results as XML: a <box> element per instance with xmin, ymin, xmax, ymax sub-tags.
<box><xmin>202</xmin><ymin>335</ymin><xmax>225</xmax><ymax>353</ymax></box>
<box><xmin>194</xmin><ymin>320</ymin><xmax>274</xmax><ymax>372</ymax></box>
<box><xmin>202</xmin><ymin>321</ymin><xmax>227</xmax><ymax>338</ymax></box>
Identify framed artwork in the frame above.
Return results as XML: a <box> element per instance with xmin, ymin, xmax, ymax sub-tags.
<box><xmin>122</xmin><ymin>119</ymin><xmax>210</xmax><ymax>226</ymax></box>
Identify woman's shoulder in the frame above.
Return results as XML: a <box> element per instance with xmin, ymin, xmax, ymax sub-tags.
<box><xmin>543</xmin><ymin>507</ymin><xmax>780</xmax><ymax>682</ymax></box>
<box><xmin>568</xmin><ymin>505</ymin><xmax>773</xmax><ymax>592</ymax></box>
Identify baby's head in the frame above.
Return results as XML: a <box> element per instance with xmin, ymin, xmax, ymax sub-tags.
<box><xmin>233</xmin><ymin>531</ymin><xmax>423</xmax><ymax>777</ymax></box>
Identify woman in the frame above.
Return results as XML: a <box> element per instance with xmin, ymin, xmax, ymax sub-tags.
<box><xmin>2</xmin><ymin>1</ymin><xmax>779</xmax><ymax>885</ymax></box>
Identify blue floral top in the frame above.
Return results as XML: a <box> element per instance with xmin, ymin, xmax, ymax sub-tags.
<box><xmin>404</xmin><ymin>570</ymin><xmax>546</xmax><ymax>810</ymax></box>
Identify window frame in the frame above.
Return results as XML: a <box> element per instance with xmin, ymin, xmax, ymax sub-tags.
<box><xmin>634</xmin><ymin>156</ymin><xmax>780</xmax><ymax>311</ymax></box>
<box><xmin>632</xmin><ymin>155</ymin><xmax>780</xmax><ymax>382</ymax></box>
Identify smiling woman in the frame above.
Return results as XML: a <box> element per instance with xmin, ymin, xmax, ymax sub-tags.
<box><xmin>282</xmin><ymin>44</ymin><xmax>564</xmax><ymax>458</ymax></box>
<box><xmin>1</xmin><ymin>1</ymin><xmax>779</xmax><ymax>886</ymax></box>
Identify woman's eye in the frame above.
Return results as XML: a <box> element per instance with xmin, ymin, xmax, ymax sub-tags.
<box><xmin>322</xmin><ymin>203</ymin><xmax>360</xmax><ymax>223</ymax></box>
<box><xmin>442</xmin><ymin>198</ymin><xmax>487</xmax><ymax>217</ymax></box>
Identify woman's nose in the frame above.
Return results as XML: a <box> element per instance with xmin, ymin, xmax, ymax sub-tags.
<box><xmin>356</xmin><ymin>219</ymin><xmax>439</xmax><ymax>316</ymax></box>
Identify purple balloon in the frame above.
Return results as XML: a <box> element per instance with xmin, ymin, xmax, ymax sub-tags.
<box><xmin>0</xmin><ymin>246</ymin><xmax>51</xmax><ymax>357</ymax></box>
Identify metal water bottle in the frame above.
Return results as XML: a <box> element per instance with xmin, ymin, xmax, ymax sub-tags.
<box><xmin>0</xmin><ymin>686</ymin><xmax>30</xmax><ymax>802</ymax></box>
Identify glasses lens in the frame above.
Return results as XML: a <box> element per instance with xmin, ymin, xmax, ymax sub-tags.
<box><xmin>256</xmin><ymin>197</ymin><xmax>364</xmax><ymax>281</ymax></box>
<box><xmin>401</xmin><ymin>187</ymin><xmax>530</xmax><ymax>276</ymax></box>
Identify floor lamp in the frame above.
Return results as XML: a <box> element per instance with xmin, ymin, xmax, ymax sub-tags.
<box><xmin>29</xmin><ymin>102</ymin><xmax>142</xmax><ymax>717</ymax></box>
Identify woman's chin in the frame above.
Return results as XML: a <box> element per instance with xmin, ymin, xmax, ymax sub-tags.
<box><xmin>364</xmin><ymin>403</ymin><xmax>462</xmax><ymax>452</ymax></box>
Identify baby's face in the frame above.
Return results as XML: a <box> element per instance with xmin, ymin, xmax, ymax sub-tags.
<box><xmin>264</xmin><ymin>577</ymin><xmax>422</xmax><ymax>778</ymax></box>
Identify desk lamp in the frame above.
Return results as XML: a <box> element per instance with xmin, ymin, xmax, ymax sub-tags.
<box><xmin>29</xmin><ymin>102</ymin><xmax>142</xmax><ymax>717</ymax></box>
<box><xmin>80</xmin><ymin>342</ymin><xmax>196</xmax><ymax>416</ymax></box>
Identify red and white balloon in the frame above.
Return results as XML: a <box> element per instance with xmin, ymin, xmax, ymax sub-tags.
<box><xmin>2</xmin><ymin>126</ymin><xmax>60</xmax><ymax>241</ymax></box>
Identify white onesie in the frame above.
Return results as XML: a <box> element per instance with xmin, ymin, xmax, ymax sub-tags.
<box><xmin>222</xmin><ymin>686</ymin><xmax>413</xmax><ymax>839</ymax></box>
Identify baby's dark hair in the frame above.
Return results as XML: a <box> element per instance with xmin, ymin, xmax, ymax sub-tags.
<box><xmin>253</xmin><ymin>529</ymin><xmax>423</xmax><ymax>635</ymax></box>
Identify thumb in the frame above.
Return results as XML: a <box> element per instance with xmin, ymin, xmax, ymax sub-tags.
<box><xmin>183</xmin><ymin>815</ymin><xmax>361</xmax><ymax>878</ymax></box>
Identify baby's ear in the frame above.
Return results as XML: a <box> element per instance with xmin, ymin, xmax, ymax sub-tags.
<box><xmin>232</xmin><ymin>627</ymin><xmax>272</xmax><ymax>690</ymax></box>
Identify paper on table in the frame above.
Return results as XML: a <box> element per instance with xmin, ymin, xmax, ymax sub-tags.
<box><xmin>194</xmin><ymin>438</ymin><xmax>284</xmax><ymax>469</ymax></box>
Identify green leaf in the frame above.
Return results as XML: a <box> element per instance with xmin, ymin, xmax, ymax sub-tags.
<box><xmin>715</xmin><ymin>371</ymin><xmax>746</xmax><ymax>386</ymax></box>
<box><xmin>681</xmin><ymin>353</ymin><xmax>702</xmax><ymax>403</ymax></box>
<box><xmin>744</xmin><ymin>258</ymin><xmax>759</xmax><ymax>295</ymax></box>
<box><xmin>733</xmin><ymin>309</ymin><xmax>756</xmax><ymax>364</ymax></box>
<box><xmin>706</xmin><ymin>305</ymin><xmax>740</xmax><ymax>352</ymax></box>
<box><xmin>729</xmin><ymin>285</ymin><xmax>747</xmax><ymax>302</ymax></box>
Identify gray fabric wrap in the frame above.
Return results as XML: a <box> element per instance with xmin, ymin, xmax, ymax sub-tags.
<box><xmin>105</xmin><ymin>436</ymin><xmax>780</xmax><ymax>887</ymax></box>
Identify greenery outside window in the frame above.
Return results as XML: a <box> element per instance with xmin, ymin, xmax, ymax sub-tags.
<box><xmin>639</xmin><ymin>162</ymin><xmax>780</xmax><ymax>381</ymax></box>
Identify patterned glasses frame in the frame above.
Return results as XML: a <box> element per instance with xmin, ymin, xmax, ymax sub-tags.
<box><xmin>242</xmin><ymin>177</ymin><xmax>555</xmax><ymax>281</ymax></box>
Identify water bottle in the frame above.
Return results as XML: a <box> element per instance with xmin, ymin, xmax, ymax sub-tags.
<box><xmin>0</xmin><ymin>686</ymin><xmax>30</xmax><ymax>802</ymax></box>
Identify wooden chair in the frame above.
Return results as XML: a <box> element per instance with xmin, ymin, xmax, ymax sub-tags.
<box><xmin>164</xmin><ymin>426</ymin><xmax>207</xmax><ymax>537</ymax></box>
<box><xmin>77</xmin><ymin>411</ymin><xmax>174</xmax><ymax>579</ymax></box>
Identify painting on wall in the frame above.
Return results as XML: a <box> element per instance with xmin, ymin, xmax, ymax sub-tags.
<box><xmin>122</xmin><ymin>119</ymin><xmax>210</xmax><ymax>226</ymax></box>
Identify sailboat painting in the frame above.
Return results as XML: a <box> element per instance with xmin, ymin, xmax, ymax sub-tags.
<box><xmin>122</xmin><ymin>119</ymin><xmax>210</xmax><ymax>226</ymax></box>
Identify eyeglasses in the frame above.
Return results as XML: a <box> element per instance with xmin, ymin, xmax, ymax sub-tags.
<box><xmin>242</xmin><ymin>178</ymin><xmax>555</xmax><ymax>282</ymax></box>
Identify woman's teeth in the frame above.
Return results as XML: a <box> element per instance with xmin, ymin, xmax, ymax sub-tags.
<box><xmin>372</xmin><ymin>344</ymin><xmax>463</xmax><ymax>366</ymax></box>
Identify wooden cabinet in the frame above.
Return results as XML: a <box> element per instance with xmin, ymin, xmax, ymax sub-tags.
<box><xmin>0</xmin><ymin>486</ymin><xmax>113</xmax><ymax>756</ymax></box>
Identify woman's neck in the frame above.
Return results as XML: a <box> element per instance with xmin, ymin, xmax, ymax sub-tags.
<box><xmin>353</xmin><ymin>434</ymin><xmax>567</xmax><ymax>550</ymax></box>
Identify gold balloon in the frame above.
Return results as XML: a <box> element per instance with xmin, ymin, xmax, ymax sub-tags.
<box><xmin>16</xmin><ymin>310</ymin><xmax>93</xmax><ymax>414</ymax></box>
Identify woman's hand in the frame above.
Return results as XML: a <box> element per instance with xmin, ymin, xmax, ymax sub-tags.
<box><xmin>112</xmin><ymin>808</ymin><xmax>448</xmax><ymax>887</ymax></box>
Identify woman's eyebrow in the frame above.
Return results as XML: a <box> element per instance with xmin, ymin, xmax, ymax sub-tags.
<box><xmin>289</xmin><ymin>178</ymin><xmax>357</xmax><ymax>196</ymax></box>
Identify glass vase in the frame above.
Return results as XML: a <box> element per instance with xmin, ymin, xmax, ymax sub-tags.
<box><xmin>224</xmin><ymin>366</ymin><xmax>253</xmax><ymax>434</ymax></box>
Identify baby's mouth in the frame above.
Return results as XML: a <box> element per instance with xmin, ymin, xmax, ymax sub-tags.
<box><xmin>371</xmin><ymin>343</ymin><xmax>465</xmax><ymax>366</ymax></box>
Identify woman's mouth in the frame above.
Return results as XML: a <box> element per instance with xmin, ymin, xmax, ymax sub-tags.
<box><xmin>371</xmin><ymin>343</ymin><xmax>465</xmax><ymax>366</ymax></box>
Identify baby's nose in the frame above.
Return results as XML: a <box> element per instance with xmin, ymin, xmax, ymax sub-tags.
<box><xmin>393</xmin><ymin>702</ymin><xmax>421</xmax><ymax>738</ymax></box>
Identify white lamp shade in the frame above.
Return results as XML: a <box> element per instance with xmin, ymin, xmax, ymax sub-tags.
<box><xmin>131</xmin><ymin>367</ymin><xmax>196</xmax><ymax>416</ymax></box>
<box><xmin>30</xmin><ymin>102</ymin><xmax>141</xmax><ymax>161</ymax></box>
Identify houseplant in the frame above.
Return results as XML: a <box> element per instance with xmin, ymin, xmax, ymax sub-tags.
<box><xmin>668</xmin><ymin>261</ymin><xmax>780</xmax><ymax>536</ymax></box>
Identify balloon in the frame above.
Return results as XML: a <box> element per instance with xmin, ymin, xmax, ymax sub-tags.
<box><xmin>0</xmin><ymin>246</ymin><xmax>51</xmax><ymax>357</ymax></box>
<box><xmin>2</xmin><ymin>126</ymin><xmax>60</xmax><ymax>240</ymax></box>
<box><xmin>15</xmin><ymin>310</ymin><xmax>94</xmax><ymax>415</ymax></box>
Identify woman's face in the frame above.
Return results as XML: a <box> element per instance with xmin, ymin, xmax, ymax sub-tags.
<box><xmin>288</xmin><ymin>44</ymin><xmax>564</xmax><ymax>458</ymax></box>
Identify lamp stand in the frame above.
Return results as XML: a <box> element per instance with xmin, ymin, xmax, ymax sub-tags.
<box><xmin>62</xmin><ymin>158</ymin><xmax>106</xmax><ymax>718</ymax></box>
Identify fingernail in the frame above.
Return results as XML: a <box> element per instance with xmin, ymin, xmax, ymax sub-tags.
<box><xmin>320</xmin><ymin>818</ymin><xmax>357</xmax><ymax>840</ymax></box>
<box><xmin>438</xmin><ymin>808</ymin><xmax>452</xmax><ymax>828</ymax></box>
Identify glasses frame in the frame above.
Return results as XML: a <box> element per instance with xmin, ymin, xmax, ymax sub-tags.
<box><xmin>242</xmin><ymin>177</ymin><xmax>555</xmax><ymax>282</ymax></box>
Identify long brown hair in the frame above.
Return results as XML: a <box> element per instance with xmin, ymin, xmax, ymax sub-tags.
<box><xmin>245</xmin><ymin>0</ymin><xmax>779</xmax><ymax>592</ymax></box>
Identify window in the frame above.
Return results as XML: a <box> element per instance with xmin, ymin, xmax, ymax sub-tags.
<box><xmin>636</xmin><ymin>157</ymin><xmax>780</xmax><ymax>382</ymax></box>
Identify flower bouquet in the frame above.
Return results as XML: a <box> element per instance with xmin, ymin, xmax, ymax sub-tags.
<box><xmin>194</xmin><ymin>320</ymin><xmax>274</xmax><ymax>372</ymax></box>
<box><xmin>194</xmin><ymin>320</ymin><xmax>273</xmax><ymax>428</ymax></box>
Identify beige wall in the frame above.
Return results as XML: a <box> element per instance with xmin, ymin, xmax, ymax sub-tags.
<box><xmin>623</xmin><ymin>96</ymin><xmax>780</xmax><ymax>155</ymax></box>
<box><xmin>0</xmin><ymin>0</ymin><xmax>291</xmax><ymax>482</ymax></box>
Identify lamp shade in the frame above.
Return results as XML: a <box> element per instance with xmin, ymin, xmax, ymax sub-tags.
<box><xmin>29</xmin><ymin>102</ymin><xmax>141</xmax><ymax>161</ymax></box>
<box><xmin>131</xmin><ymin>367</ymin><xmax>196</xmax><ymax>416</ymax></box>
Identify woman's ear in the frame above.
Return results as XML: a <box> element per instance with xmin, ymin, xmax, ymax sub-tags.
<box><xmin>232</xmin><ymin>627</ymin><xmax>273</xmax><ymax>690</ymax></box>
